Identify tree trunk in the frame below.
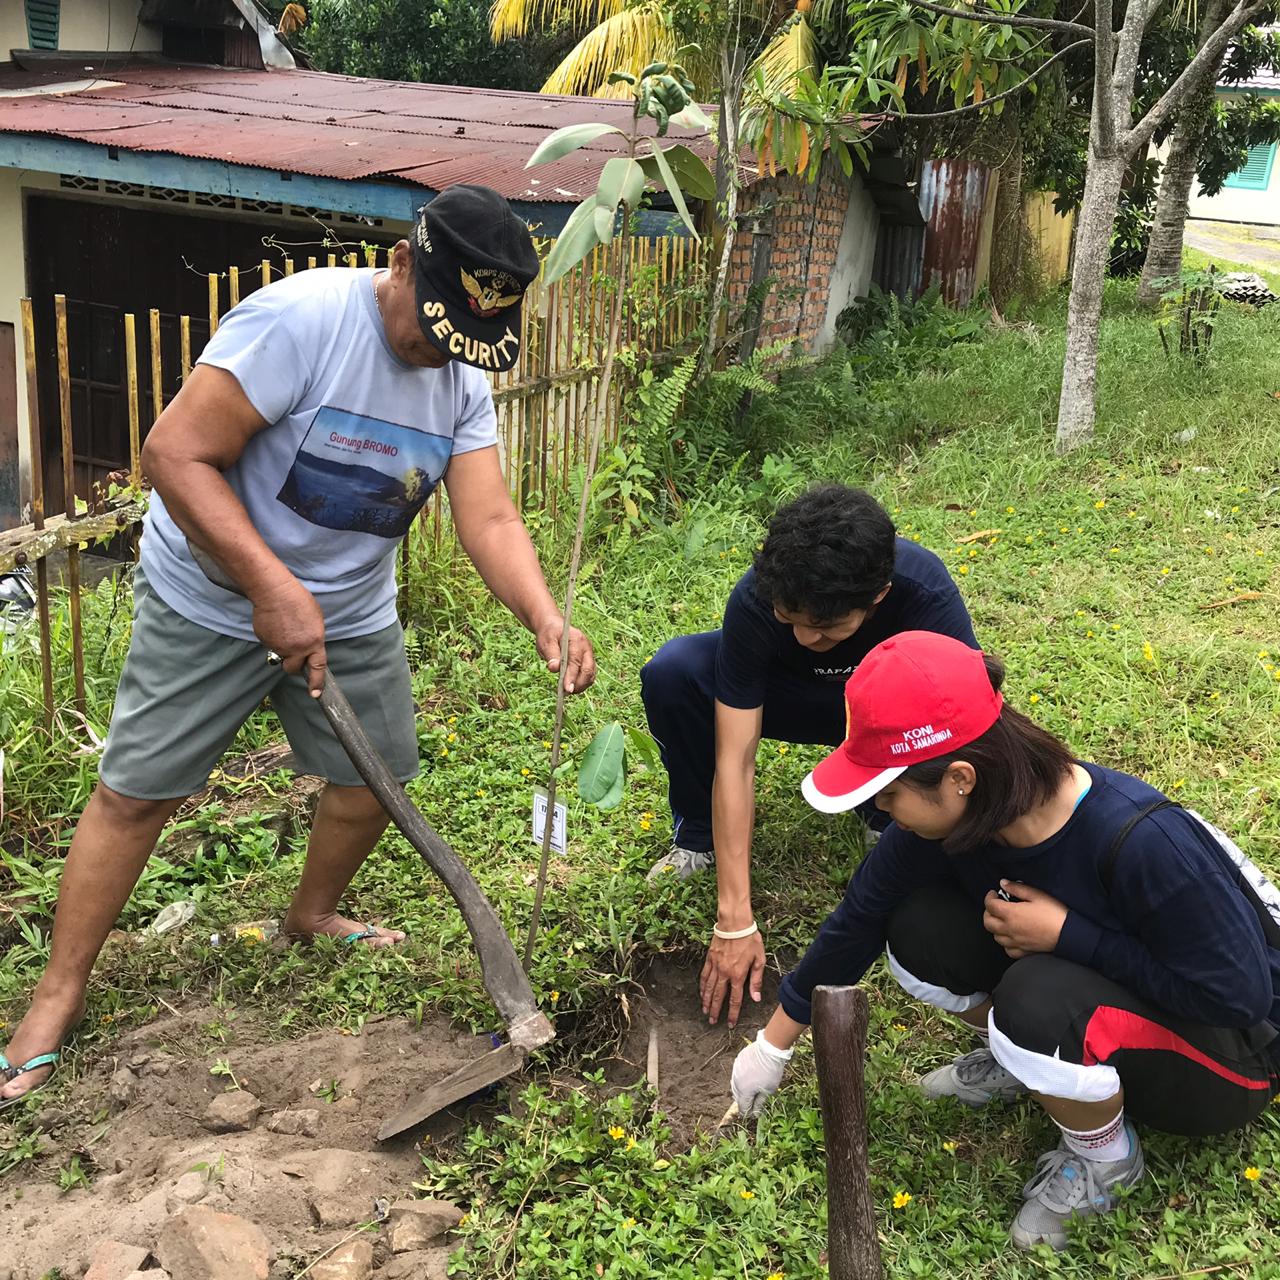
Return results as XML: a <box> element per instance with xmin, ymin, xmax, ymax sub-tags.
<box><xmin>700</xmin><ymin>44</ymin><xmax>746</xmax><ymax>377</ymax></box>
<box><xmin>989</xmin><ymin>102</ymin><xmax>1027</xmax><ymax>310</ymax></box>
<box><xmin>1136</xmin><ymin>0</ymin><xmax>1232</xmax><ymax>305</ymax></box>
<box><xmin>1055</xmin><ymin>151</ymin><xmax>1127</xmax><ymax>453</ymax></box>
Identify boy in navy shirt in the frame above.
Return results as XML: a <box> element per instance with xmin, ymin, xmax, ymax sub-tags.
<box><xmin>640</xmin><ymin>486</ymin><xmax>976</xmax><ymax>1028</ymax></box>
<box><xmin>732</xmin><ymin>632</ymin><xmax>1280</xmax><ymax>1251</ymax></box>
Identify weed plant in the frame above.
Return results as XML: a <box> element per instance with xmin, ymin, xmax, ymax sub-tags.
<box><xmin>3</xmin><ymin>279</ymin><xmax>1280</xmax><ymax>1276</ymax></box>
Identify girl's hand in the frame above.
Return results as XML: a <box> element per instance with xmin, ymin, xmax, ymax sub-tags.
<box><xmin>983</xmin><ymin>882</ymin><xmax>1069</xmax><ymax>958</ymax></box>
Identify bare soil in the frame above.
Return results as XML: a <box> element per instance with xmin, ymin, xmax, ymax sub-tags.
<box><xmin>606</xmin><ymin>955</ymin><xmax>781</xmax><ymax>1148</ymax></box>
<box><xmin>0</xmin><ymin>1003</ymin><xmax>494</xmax><ymax>1280</ymax></box>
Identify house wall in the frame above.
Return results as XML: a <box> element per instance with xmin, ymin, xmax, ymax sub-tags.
<box><xmin>0</xmin><ymin>166</ymin><xmax>59</xmax><ymax>523</ymax></box>
<box><xmin>3</xmin><ymin>0</ymin><xmax>161</xmax><ymax>56</ymax></box>
<box><xmin>1187</xmin><ymin>155</ymin><xmax>1280</xmax><ymax>226</ymax></box>
<box><xmin>728</xmin><ymin>159</ymin><xmax>878</xmax><ymax>354</ymax></box>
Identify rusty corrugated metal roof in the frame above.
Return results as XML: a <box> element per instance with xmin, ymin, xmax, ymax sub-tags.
<box><xmin>0</xmin><ymin>63</ymin><xmax>718</xmax><ymax>202</ymax></box>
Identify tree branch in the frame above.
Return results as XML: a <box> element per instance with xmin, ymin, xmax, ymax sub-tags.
<box><xmin>1110</xmin><ymin>0</ymin><xmax>1155</xmax><ymax>130</ymax></box>
<box><xmin>1125</xmin><ymin>0</ymin><xmax>1271</xmax><ymax>155</ymax></box>
<box><xmin>903</xmin><ymin>0</ymin><xmax>1095</xmax><ymax>37</ymax></box>
<box><xmin>879</xmin><ymin>39</ymin><xmax>1092</xmax><ymax>120</ymax></box>
<box><xmin>1093</xmin><ymin>0</ymin><xmax>1118</xmax><ymax>153</ymax></box>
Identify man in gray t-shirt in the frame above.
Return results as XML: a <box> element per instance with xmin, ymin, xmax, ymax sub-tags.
<box><xmin>0</xmin><ymin>186</ymin><xmax>595</xmax><ymax>1107</ymax></box>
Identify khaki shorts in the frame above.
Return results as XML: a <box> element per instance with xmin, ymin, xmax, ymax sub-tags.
<box><xmin>99</xmin><ymin>567</ymin><xmax>419</xmax><ymax>799</ymax></box>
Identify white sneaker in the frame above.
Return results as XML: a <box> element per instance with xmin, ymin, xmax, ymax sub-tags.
<box><xmin>645</xmin><ymin>845</ymin><xmax>715</xmax><ymax>881</ymax></box>
<box><xmin>1011</xmin><ymin>1125</ymin><xmax>1145</xmax><ymax>1251</ymax></box>
<box><xmin>919</xmin><ymin>1046</ymin><xmax>1028</xmax><ymax>1107</ymax></box>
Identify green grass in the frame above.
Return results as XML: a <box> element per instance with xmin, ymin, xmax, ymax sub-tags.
<box><xmin>3</xmin><ymin>279</ymin><xmax>1280</xmax><ymax>1277</ymax></box>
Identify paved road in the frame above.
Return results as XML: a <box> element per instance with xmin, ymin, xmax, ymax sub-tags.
<box><xmin>1184</xmin><ymin>219</ymin><xmax>1280</xmax><ymax>274</ymax></box>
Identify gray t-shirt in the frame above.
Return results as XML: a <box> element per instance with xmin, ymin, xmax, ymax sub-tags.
<box><xmin>141</xmin><ymin>268</ymin><xmax>498</xmax><ymax>641</ymax></box>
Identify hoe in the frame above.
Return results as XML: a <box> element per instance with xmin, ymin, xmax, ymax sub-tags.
<box><xmin>187</xmin><ymin>542</ymin><xmax>554</xmax><ymax>1140</ymax></box>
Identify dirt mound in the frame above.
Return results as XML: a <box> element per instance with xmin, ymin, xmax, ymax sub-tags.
<box><xmin>1</xmin><ymin>1005</ymin><xmax>495</xmax><ymax>1280</ymax></box>
<box><xmin>607</xmin><ymin>956</ymin><xmax>781</xmax><ymax>1148</ymax></box>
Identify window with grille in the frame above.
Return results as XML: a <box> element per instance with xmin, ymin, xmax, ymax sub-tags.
<box><xmin>1223</xmin><ymin>143</ymin><xmax>1277</xmax><ymax>191</ymax></box>
<box><xmin>25</xmin><ymin>0</ymin><xmax>61</xmax><ymax>49</ymax></box>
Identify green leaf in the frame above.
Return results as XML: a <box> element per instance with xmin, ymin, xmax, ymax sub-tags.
<box><xmin>578</xmin><ymin>722</ymin><xmax>625</xmax><ymax>806</ymax></box>
<box><xmin>669</xmin><ymin>100</ymin><xmax>713</xmax><ymax>132</ymax></box>
<box><xmin>596</xmin><ymin>155</ymin><xmax>647</xmax><ymax>213</ymax></box>
<box><xmin>646</xmin><ymin>141</ymin><xmax>701</xmax><ymax>240</ymax></box>
<box><xmin>593</xmin><ymin>203</ymin><xmax>616</xmax><ymax>242</ymax></box>
<box><xmin>682</xmin><ymin>513</ymin><xmax>708</xmax><ymax>561</ymax></box>
<box><xmin>543</xmin><ymin>196</ymin><xmax>605</xmax><ymax>285</ymax></box>
<box><xmin>624</xmin><ymin>726</ymin><xmax>662</xmax><ymax>772</ymax></box>
<box><xmin>659</xmin><ymin>144</ymin><xmax>717</xmax><ymax>201</ymax></box>
<box><xmin>594</xmin><ymin>768</ymin><xmax>626</xmax><ymax>812</ymax></box>
<box><xmin>527</xmin><ymin>122</ymin><xmax>624</xmax><ymax>169</ymax></box>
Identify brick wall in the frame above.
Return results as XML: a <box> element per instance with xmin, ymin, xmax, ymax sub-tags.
<box><xmin>727</xmin><ymin>155</ymin><xmax>854</xmax><ymax>353</ymax></box>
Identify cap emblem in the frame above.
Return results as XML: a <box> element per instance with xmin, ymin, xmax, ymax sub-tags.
<box><xmin>462</xmin><ymin>267</ymin><xmax>522</xmax><ymax>317</ymax></box>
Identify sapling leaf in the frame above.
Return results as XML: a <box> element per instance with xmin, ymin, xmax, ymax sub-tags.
<box><xmin>578</xmin><ymin>722</ymin><xmax>626</xmax><ymax>805</ymax></box>
<box><xmin>647</xmin><ymin>142</ymin><xmax>700</xmax><ymax>240</ymax></box>
<box><xmin>543</xmin><ymin>195</ymin><xmax>605</xmax><ymax>285</ymax></box>
<box><xmin>527</xmin><ymin>122</ymin><xmax>624</xmax><ymax>169</ymax></box>
<box><xmin>624</xmin><ymin>726</ymin><xmax>662</xmax><ymax>772</ymax></box>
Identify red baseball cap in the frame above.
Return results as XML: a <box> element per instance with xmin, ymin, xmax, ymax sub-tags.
<box><xmin>802</xmin><ymin>631</ymin><xmax>1003</xmax><ymax>814</ymax></box>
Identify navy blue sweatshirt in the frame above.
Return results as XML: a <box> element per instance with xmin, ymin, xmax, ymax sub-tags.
<box><xmin>779</xmin><ymin>763</ymin><xmax>1280</xmax><ymax>1060</ymax></box>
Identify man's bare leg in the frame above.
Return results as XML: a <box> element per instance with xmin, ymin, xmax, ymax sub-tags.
<box><xmin>282</xmin><ymin>782</ymin><xmax>405</xmax><ymax>947</ymax></box>
<box><xmin>1</xmin><ymin>783</ymin><xmax>184</xmax><ymax>1101</ymax></box>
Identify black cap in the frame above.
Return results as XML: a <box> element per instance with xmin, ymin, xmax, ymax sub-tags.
<box><xmin>412</xmin><ymin>185</ymin><xmax>539</xmax><ymax>373</ymax></box>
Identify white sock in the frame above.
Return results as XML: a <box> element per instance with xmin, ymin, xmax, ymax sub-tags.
<box><xmin>1058</xmin><ymin>1109</ymin><xmax>1131</xmax><ymax>1163</ymax></box>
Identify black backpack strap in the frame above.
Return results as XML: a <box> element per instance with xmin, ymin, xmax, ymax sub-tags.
<box><xmin>1099</xmin><ymin>799</ymin><xmax>1181</xmax><ymax>891</ymax></box>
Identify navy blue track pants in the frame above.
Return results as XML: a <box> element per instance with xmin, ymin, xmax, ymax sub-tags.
<box><xmin>640</xmin><ymin>630</ymin><xmax>884</xmax><ymax>851</ymax></box>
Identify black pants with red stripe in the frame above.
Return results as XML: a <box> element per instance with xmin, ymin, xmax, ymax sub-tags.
<box><xmin>886</xmin><ymin>884</ymin><xmax>1280</xmax><ymax>1136</ymax></box>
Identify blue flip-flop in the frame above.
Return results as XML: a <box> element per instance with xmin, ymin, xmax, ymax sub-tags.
<box><xmin>341</xmin><ymin>924</ymin><xmax>403</xmax><ymax>946</ymax></box>
<box><xmin>0</xmin><ymin>1050</ymin><xmax>60</xmax><ymax>1112</ymax></box>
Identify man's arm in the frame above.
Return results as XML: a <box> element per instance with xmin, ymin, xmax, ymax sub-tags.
<box><xmin>444</xmin><ymin>446</ymin><xmax>595</xmax><ymax>693</ymax></box>
<box><xmin>699</xmin><ymin>700</ymin><xmax>766</xmax><ymax>1027</ymax></box>
<box><xmin>141</xmin><ymin>364</ymin><xmax>328</xmax><ymax>692</ymax></box>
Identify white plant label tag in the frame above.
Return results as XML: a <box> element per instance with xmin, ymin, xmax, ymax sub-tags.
<box><xmin>531</xmin><ymin>788</ymin><xmax>568</xmax><ymax>855</ymax></box>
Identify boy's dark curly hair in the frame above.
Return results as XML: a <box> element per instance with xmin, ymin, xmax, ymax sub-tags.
<box><xmin>753</xmin><ymin>485</ymin><xmax>896</xmax><ymax>623</ymax></box>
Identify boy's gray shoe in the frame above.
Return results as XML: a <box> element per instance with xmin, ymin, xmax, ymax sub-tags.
<box><xmin>1011</xmin><ymin>1125</ymin><xmax>1145</xmax><ymax>1252</ymax></box>
<box><xmin>646</xmin><ymin>845</ymin><xmax>715</xmax><ymax>881</ymax></box>
<box><xmin>919</xmin><ymin>1046</ymin><xmax>1028</xmax><ymax>1107</ymax></box>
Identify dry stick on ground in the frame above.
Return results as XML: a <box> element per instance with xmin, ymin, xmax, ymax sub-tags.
<box><xmin>295</xmin><ymin>1222</ymin><xmax>377</xmax><ymax>1279</ymax></box>
<box><xmin>523</xmin><ymin>212</ymin><xmax>635</xmax><ymax>971</ymax></box>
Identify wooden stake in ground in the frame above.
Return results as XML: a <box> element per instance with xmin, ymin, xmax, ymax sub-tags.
<box><xmin>813</xmin><ymin>985</ymin><xmax>881</xmax><ymax>1280</ymax></box>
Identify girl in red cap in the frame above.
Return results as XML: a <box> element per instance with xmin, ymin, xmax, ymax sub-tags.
<box><xmin>731</xmin><ymin>630</ymin><xmax>1280</xmax><ymax>1251</ymax></box>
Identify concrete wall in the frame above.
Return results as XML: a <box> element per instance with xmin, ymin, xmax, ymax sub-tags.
<box><xmin>0</xmin><ymin>167</ymin><xmax>60</xmax><ymax>515</ymax></box>
<box><xmin>818</xmin><ymin>176</ymin><xmax>879</xmax><ymax>352</ymax></box>
<box><xmin>3</xmin><ymin>1</ymin><xmax>161</xmax><ymax>58</ymax></box>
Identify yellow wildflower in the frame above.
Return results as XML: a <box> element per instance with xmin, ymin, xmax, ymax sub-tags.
<box><xmin>1095</xmin><ymin>499</ymin><xmax>1106</xmax><ymax>509</ymax></box>
<box><xmin>1142</xmin><ymin>642</ymin><xmax>1155</xmax><ymax>663</ymax></box>
<box><xmin>892</xmin><ymin>1023</ymin><xmax>907</xmax><ymax>1032</ymax></box>
<box><xmin>968</xmin><ymin>508</ymin><xmax>977</xmax><ymax>516</ymax></box>
<box><xmin>608</xmin><ymin>1126</ymin><xmax>625</xmax><ymax>1140</ymax></box>
<box><xmin>550</xmin><ymin>990</ymin><xmax>560</xmax><ymax>1005</ymax></box>
<box><xmin>448</xmin><ymin>715</ymin><xmax>457</xmax><ymax>724</ymax></box>
<box><xmin>521</xmin><ymin>768</ymin><xmax>531</xmax><ymax>777</ymax></box>
<box><xmin>447</xmin><ymin>732</ymin><xmax>457</xmax><ymax>743</ymax></box>
<box><xmin>1245</xmin><ymin>1166</ymin><xmax>1261</xmax><ymax>1181</ymax></box>
<box><xmin>766</xmin><ymin>1273</ymin><xmax>785</xmax><ymax>1280</ymax></box>
<box><xmin>475</xmin><ymin>789</ymin><xmax>486</xmax><ymax>798</ymax></box>
<box><xmin>1205</xmin><ymin>546</ymin><xmax>1215</xmax><ymax>555</ymax></box>
<box><xmin>942</xmin><ymin>1141</ymin><xmax>958</xmax><ymax>1153</ymax></box>
<box><xmin>1209</xmin><ymin>691</ymin><xmax>1220</xmax><ymax>700</ymax></box>
<box><xmin>1005</xmin><ymin>506</ymin><xmax>1016</xmax><ymax>514</ymax></box>
<box><xmin>626</xmin><ymin>1136</ymin><xmax>637</xmax><ymax>1150</ymax></box>
<box><xmin>893</xmin><ymin>1191</ymin><xmax>912</xmax><ymax>1209</ymax></box>
<box><xmin>543</xmin><ymin>740</ymin><xmax>552</xmax><ymax>749</ymax></box>
<box><xmin>740</xmin><ymin>1189</ymin><xmax>755</xmax><ymax>1200</ymax></box>
<box><xmin>622</xmin><ymin>1217</ymin><xmax>636</xmax><ymax>1228</ymax></box>
<box><xmin>730</xmin><ymin>546</ymin><xmax>738</xmax><ymax>553</ymax></box>
<box><xmin>642</xmin><ymin>811</ymin><xmax>655</xmax><ymax>820</ymax></box>
<box><xmin>640</xmin><ymin>819</ymin><xmax>652</xmax><ymax>831</ymax></box>
<box><xmin>1029</xmin><ymin>694</ymin><xmax>1041</xmax><ymax>704</ymax></box>
<box><xmin>1086</xmin><ymin>630</ymin><xmax>1095</xmax><ymax>638</ymax></box>
<box><xmin>1161</xmin><ymin>567</ymin><xmax>1171</xmax><ymax>575</ymax></box>
<box><xmin>1171</xmin><ymin>779</ymin><xmax>1185</xmax><ymax>790</ymax></box>
<box><xmin>439</xmin><ymin>747</ymin><xmax>449</xmax><ymax>758</ymax></box>
<box><xmin>777</xmin><ymin>745</ymin><xmax>789</xmax><ymax>755</ymax></box>
<box><xmin>958</xmin><ymin>565</ymin><xmax>969</xmax><ymax>575</ymax></box>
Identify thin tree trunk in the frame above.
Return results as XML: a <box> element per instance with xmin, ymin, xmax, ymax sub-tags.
<box><xmin>990</xmin><ymin>102</ymin><xmax>1027</xmax><ymax>310</ymax></box>
<box><xmin>1136</xmin><ymin>0</ymin><xmax>1232</xmax><ymax>305</ymax></box>
<box><xmin>1055</xmin><ymin>151</ymin><xmax>1127</xmax><ymax>453</ymax></box>
<box><xmin>700</xmin><ymin>43</ymin><xmax>745</xmax><ymax>377</ymax></box>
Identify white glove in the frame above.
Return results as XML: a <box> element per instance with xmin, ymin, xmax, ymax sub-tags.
<box><xmin>731</xmin><ymin>1029</ymin><xmax>794</xmax><ymax>1116</ymax></box>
